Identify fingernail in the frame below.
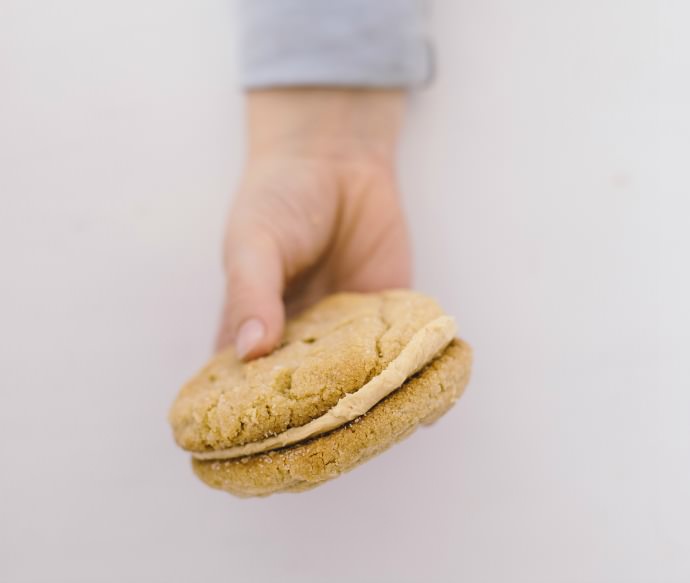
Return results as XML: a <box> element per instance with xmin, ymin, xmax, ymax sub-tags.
<box><xmin>235</xmin><ymin>318</ymin><xmax>265</xmax><ymax>360</ymax></box>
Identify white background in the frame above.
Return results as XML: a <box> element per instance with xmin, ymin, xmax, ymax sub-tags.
<box><xmin>1</xmin><ymin>1</ymin><xmax>689</xmax><ymax>582</ymax></box>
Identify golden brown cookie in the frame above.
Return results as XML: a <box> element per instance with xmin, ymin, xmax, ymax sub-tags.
<box><xmin>169</xmin><ymin>290</ymin><xmax>472</xmax><ymax>497</ymax></box>
<box><xmin>192</xmin><ymin>339</ymin><xmax>472</xmax><ymax>496</ymax></box>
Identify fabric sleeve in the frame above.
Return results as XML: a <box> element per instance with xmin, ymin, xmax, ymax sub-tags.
<box><xmin>237</xmin><ymin>0</ymin><xmax>433</xmax><ymax>89</ymax></box>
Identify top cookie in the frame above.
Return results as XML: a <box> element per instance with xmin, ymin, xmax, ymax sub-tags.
<box><xmin>169</xmin><ymin>290</ymin><xmax>446</xmax><ymax>453</ymax></box>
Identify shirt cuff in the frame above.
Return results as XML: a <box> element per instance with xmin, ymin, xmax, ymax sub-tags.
<box><xmin>237</xmin><ymin>0</ymin><xmax>433</xmax><ymax>89</ymax></box>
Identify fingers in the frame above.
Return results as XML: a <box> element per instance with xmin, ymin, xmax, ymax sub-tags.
<box><xmin>216</xmin><ymin>228</ymin><xmax>285</xmax><ymax>360</ymax></box>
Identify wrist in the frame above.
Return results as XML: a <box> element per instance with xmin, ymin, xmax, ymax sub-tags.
<box><xmin>245</xmin><ymin>88</ymin><xmax>405</xmax><ymax>163</ymax></box>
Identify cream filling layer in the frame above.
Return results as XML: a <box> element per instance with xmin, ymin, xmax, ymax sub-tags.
<box><xmin>192</xmin><ymin>315</ymin><xmax>457</xmax><ymax>461</ymax></box>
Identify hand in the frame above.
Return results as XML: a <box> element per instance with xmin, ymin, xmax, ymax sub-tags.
<box><xmin>216</xmin><ymin>88</ymin><xmax>412</xmax><ymax>360</ymax></box>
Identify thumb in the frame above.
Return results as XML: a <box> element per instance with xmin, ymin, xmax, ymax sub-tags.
<box><xmin>216</xmin><ymin>228</ymin><xmax>285</xmax><ymax>360</ymax></box>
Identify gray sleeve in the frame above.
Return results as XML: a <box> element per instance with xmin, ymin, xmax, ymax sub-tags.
<box><xmin>237</xmin><ymin>0</ymin><xmax>433</xmax><ymax>89</ymax></box>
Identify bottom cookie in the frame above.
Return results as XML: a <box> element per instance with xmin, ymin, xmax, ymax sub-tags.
<box><xmin>192</xmin><ymin>339</ymin><xmax>472</xmax><ymax>497</ymax></box>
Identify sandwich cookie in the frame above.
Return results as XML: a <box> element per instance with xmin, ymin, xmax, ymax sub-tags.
<box><xmin>169</xmin><ymin>290</ymin><xmax>472</xmax><ymax>497</ymax></box>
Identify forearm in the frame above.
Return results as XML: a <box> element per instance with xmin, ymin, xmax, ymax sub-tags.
<box><xmin>246</xmin><ymin>88</ymin><xmax>405</xmax><ymax>162</ymax></box>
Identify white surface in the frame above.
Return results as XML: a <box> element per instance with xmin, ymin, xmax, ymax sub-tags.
<box><xmin>1</xmin><ymin>1</ymin><xmax>688</xmax><ymax>582</ymax></box>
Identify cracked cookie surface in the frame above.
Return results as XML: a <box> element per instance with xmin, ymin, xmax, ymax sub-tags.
<box><xmin>169</xmin><ymin>290</ymin><xmax>446</xmax><ymax>453</ymax></box>
<box><xmin>192</xmin><ymin>339</ymin><xmax>472</xmax><ymax>497</ymax></box>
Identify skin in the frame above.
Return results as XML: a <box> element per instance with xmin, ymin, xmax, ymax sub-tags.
<box><xmin>216</xmin><ymin>88</ymin><xmax>412</xmax><ymax>360</ymax></box>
